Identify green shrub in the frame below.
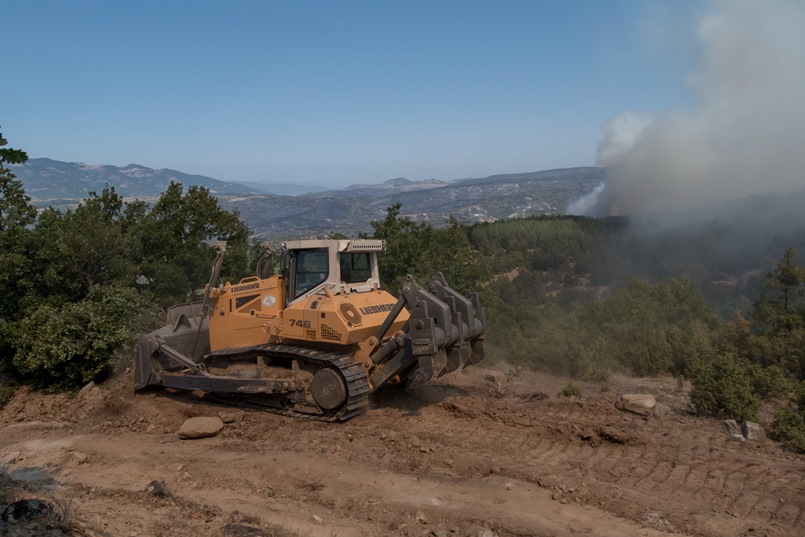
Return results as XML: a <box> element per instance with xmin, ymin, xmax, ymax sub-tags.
<box><xmin>558</xmin><ymin>383</ymin><xmax>582</xmax><ymax>398</ymax></box>
<box><xmin>771</xmin><ymin>381</ymin><xmax>805</xmax><ymax>453</ymax></box>
<box><xmin>689</xmin><ymin>354</ymin><xmax>761</xmax><ymax>420</ymax></box>
<box><xmin>12</xmin><ymin>285</ymin><xmax>158</xmax><ymax>390</ymax></box>
<box><xmin>0</xmin><ymin>384</ymin><xmax>14</xmax><ymax>408</ymax></box>
<box><xmin>773</xmin><ymin>408</ymin><xmax>805</xmax><ymax>453</ymax></box>
<box><xmin>750</xmin><ymin>364</ymin><xmax>796</xmax><ymax>399</ymax></box>
<box><xmin>588</xmin><ymin>278</ymin><xmax>719</xmax><ymax>376</ymax></box>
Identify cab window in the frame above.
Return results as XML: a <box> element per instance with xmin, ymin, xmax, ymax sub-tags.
<box><xmin>294</xmin><ymin>248</ymin><xmax>328</xmax><ymax>298</ymax></box>
<box><xmin>339</xmin><ymin>252</ymin><xmax>371</xmax><ymax>284</ymax></box>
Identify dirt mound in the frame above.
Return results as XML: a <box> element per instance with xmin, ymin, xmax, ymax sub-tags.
<box><xmin>0</xmin><ymin>365</ymin><xmax>802</xmax><ymax>536</ymax></box>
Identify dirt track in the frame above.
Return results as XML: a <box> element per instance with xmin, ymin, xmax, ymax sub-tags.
<box><xmin>1</xmin><ymin>365</ymin><xmax>803</xmax><ymax>537</ymax></box>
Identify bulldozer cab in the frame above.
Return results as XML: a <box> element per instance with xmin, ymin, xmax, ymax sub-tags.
<box><xmin>282</xmin><ymin>239</ymin><xmax>384</xmax><ymax>305</ymax></box>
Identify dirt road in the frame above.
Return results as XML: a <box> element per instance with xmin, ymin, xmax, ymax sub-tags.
<box><xmin>1</xmin><ymin>365</ymin><xmax>802</xmax><ymax>537</ymax></box>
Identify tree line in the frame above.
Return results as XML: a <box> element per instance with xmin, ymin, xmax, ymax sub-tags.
<box><xmin>0</xmin><ymin>128</ymin><xmax>267</xmax><ymax>391</ymax></box>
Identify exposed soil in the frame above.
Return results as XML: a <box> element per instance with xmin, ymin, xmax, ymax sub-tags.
<box><xmin>0</xmin><ymin>364</ymin><xmax>802</xmax><ymax>537</ymax></box>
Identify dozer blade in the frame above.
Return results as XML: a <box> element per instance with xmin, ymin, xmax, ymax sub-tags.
<box><xmin>135</xmin><ymin>302</ymin><xmax>211</xmax><ymax>390</ymax></box>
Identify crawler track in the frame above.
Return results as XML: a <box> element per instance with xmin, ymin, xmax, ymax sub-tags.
<box><xmin>206</xmin><ymin>343</ymin><xmax>371</xmax><ymax>422</ymax></box>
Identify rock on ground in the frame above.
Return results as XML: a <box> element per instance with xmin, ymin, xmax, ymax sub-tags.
<box><xmin>742</xmin><ymin>421</ymin><xmax>766</xmax><ymax>441</ymax></box>
<box><xmin>722</xmin><ymin>419</ymin><xmax>745</xmax><ymax>441</ymax></box>
<box><xmin>144</xmin><ymin>480</ymin><xmax>172</xmax><ymax>498</ymax></box>
<box><xmin>177</xmin><ymin>416</ymin><xmax>224</xmax><ymax>439</ymax></box>
<box><xmin>617</xmin><ymin>394</ymin><xmax>656</xmax><ymax>416</ymax></box>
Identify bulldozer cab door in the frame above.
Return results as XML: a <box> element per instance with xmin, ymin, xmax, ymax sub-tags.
<box><xmin>286</xmin><ymin>247</ymin><xmax>329</xmax><ymax>305</ymax></box>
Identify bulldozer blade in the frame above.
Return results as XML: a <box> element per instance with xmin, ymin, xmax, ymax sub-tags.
<box><xmin>437</xmin><ymin>345</ymin><xmax>463</xmax><ymax>378</ymax></box>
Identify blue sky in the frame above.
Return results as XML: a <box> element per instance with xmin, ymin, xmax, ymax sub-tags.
<box><xmin>4</xmin><ymin>1</ymin><xmax>703</xmax><ymax>187</ymax></box>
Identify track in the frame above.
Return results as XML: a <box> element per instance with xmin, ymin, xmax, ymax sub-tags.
<box><xmin>207</xmin><ymin>343</ymin><xmax>371</xmax><ymax>421</ymax></box>
<box><xmin>354</xmin><ymin>381</ymin><xmax>805</xmax><ymax>536</ymax></box>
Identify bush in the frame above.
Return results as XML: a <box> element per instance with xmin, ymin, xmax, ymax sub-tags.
<box><xmin>558</xmin><ymin>383</ymin><xmax>582</xmax><ymax>398</ymax></box>
<box><xmin>689</xmin><ymin>354</ymin><xmax>761</xmax><ymax>420</ymax></box>
<box><xmin>773</xmin><ymin>408</ymin><xmax>805</xmax><ymax>453</ymax></box>
<box><xmin>0</xmin><ymin>384</ymin><xmax>14</xmax><ymax>408</ymax></box>
<box><xmin>11</xmin><ymin>286</ymin><xmax>159</xmax><ymax>390</ymax></box>
<box><xmin>750</xmin><ymin>364</ymin><xmax>796</xmax><ymax>399</ymax></box>
<box><xmin>588</xmin><ymin>278</ymin><xmax>720</xmax><ymax>376</ymax></box>
<box><xmin>771</xmin><ymin>381</ymin><xmax>805</xmax><ymax>453</ymax></box>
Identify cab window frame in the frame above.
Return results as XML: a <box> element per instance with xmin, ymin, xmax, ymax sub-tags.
<box><xmin>292</xmin><ymin>248</ymin><xmax>329</xmax><ymax>299</ymax></box>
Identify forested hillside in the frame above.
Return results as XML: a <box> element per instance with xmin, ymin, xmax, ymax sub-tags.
<box><xmin>368</xmin><ymin>204</ymin><xmax>805</xmax><ymax>452</ymax></box>
<box><xmin>509</xmin><ymin>215</ymin><xmax>803</xmax><ymax>446</ymax></box>
<box><xmin>1</xmin><ymin>129</ymin><xmax>803</xmax><ymax>452</ymax></box>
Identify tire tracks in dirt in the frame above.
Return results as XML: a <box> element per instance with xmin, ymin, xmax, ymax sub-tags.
<box><xmin>366</xmin><ymin>382</ymin><xmax>804</xmax><ymax>537</ymax></box>
<box><xmin>1</xmin><ymin>368</ymin><xmax>803</xmax><ymax>537</ymax></box>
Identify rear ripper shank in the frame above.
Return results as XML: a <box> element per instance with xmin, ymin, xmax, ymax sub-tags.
<box><xmin>134</xmin><ymin>239</ymin><xmax>486</xmax><ymax>421</ymax></box>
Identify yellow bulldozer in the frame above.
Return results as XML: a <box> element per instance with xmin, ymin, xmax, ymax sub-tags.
<box><xmin>134</xmin><ymin>239</ymin><xmax>485</xmax><ymax>421</ymax></box>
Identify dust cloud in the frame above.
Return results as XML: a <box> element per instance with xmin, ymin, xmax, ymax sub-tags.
<box><xmin>576</xmin><ymin>0</ymin><xmax>805</xmax><ymax>217</ymax></box>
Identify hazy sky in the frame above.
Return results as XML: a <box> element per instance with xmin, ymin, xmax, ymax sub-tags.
<box><xmin>4</xmin><ymin>1</ymin><xmax>703</xmax><ymax>187</ymax></box>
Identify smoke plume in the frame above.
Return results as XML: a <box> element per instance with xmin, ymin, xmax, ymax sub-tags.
<box><xmin>580</xmin><ymin>0</ymin><xmax>805</xmax><ymax>217</ymax></box>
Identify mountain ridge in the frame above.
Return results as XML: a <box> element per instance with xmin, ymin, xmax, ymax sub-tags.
<box><xmin>10</xmin><ymin>158</ymin><xmax>326</xmax><ymax>198</ymax></box>
<box><xmin>12</xmin><ymin>157</ymin><xmax>604</xmax><ymax>237</ymax></box>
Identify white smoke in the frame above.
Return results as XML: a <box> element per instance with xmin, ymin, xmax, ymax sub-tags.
<box><xmin>596</xmin><ymin>112</ymin><xmax>654</xmax><ymax>167</ymax></box>
<box><xmin>567</xmin><ymin>112</ymin><xmax>654</xmax><ymax>215</ymax></box>
<box><xmin>567</xmin><ymin>180</ymin><xmax>605</xmax><ymax>216</ymax></box>
<box><xmin>582</xmin><ymin>0</ymin><xmax>805</xmax><ymax>216</ymax></box>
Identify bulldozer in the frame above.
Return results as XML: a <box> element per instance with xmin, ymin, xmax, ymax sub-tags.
<box><xmin>134</xmin><ymin>239</ymin><xmax>485</xmax><ymax>421</ymax></box>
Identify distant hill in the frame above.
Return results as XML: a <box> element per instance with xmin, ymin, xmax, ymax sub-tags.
<box><xmin>384</xmin><ymin>167</ymin><xmax>604</xmax><ymax>222</ymax></box>
<box><xmin>310</xmin><ymin>177</ymin><xmax>451</xmax><ymax>198</ymax></box>
<box><xmin>225</xmin><ymin>179</ymin><xmax>328</xmax><ymax>196</ymax></box>
<box><xmin>14</xmin><ymin>157</ymin><xmax>604</xmax><ymax>238</ymax></box>
<box><xmin>10</xmin><ymin>158</ymin><xmax>325</xmax><ymax>200</ymax></box>
<box><xmin>223</xmin><ymin>167</ymin><xmax>605</xmax><ymax>238</ymax></box>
